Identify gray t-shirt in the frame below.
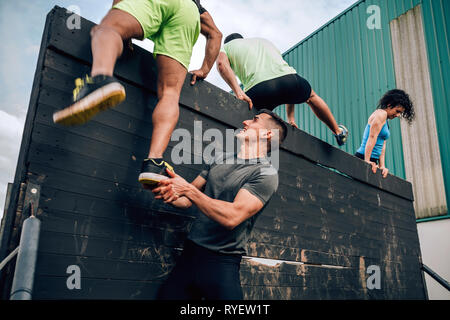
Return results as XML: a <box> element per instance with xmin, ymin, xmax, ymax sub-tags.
<box><xmin>188</xmin><ymin>153</ymin><xmax>279</xmax><ymax>255</ymax></box>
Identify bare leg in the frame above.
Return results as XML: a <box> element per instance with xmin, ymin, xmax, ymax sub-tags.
<box><xmin>148</xmin><ymin>55</ymin><xmax>187</xmax><ymax>159</ymax></box>
<box><xmin>306</xmin><ymin>89</ymin><xmax>341</xmax><ymax>135</ymax></box>
<box><xmin>90</xmin><ymin>9</ymin><xmax>143</xmax><ymax>77</ymax></box>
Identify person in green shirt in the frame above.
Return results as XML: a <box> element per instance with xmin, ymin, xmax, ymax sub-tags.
<box><xmin>217</xmin><ymin>33</ymin><xmax>348</xmax><ymax>146</ymax></box>
<box><xmin>53</xmin><ymin>0</ymin><xmax>222</xmax><ymax>187</ymax></box>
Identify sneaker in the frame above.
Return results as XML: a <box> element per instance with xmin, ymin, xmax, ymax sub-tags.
<box><xmin>138</xmin><ymin>159</ymin><xmax>175</xmax><ymax>187</ymax></box>
<box><xmin>53</xmin><ymin>75</ymin><xmax>125</xmax><ymax>126</ymax></box>
<box><xmin>334</xmin><ymin>124</ymin><xmax>349</xmax><ymax>146</ymax></box>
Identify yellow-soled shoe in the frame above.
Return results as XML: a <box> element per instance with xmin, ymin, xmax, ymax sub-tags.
<box><xmin>53</xmin><ymin>75</ymin><xmax>125</xmax><ymax>126</ymax></box>
<box><xmin>138</xmin><ymin>159</ymin><xmax>175</xmax><ymax>188</ymax></box>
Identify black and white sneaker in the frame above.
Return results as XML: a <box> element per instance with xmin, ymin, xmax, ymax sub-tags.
<box><xmin>334</xmin><ymin>124</ymin><xmax>349</xmax><ymax>146</ymax></box>
<box><xmin>138</xmin><ymin>159</ymin><xmax>175</xmax><ymax>187</ymax></box>
<box><xmin>53</xmin><ymin>74</ymin><xmax>125</xmax><ymax>126</ymax></box>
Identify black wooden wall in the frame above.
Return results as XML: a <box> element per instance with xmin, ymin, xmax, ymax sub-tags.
<box><xmin>0</xmin><ymin>7</ymin><xmax>426</xmax><ymax>300</ymax></box>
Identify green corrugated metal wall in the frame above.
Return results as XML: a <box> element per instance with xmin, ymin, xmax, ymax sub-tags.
<box><xmin>420</xmin><ymin>0</ymin><xmax>450</xmax><ymax>213</ymax></box>
<box><xmin>278</xmin><ymin>0</ymin><xmax>446</xmax><ymax>181</ymax></box>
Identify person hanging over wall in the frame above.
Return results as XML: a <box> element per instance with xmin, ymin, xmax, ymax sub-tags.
<box><xmin>216</xmin><ymin>33</ymin><xmax>349</xmax><ymax>146</ymax></box>
<box><xmin>52</xmin><ymin>0</ymin><xmax>222</xmax><ymax>187</ymax></box>
<box><xmin>355</xmin><ymin>89</ymin><xmax>415</xmax><ymax>178</ymax></box>
<box><xmin>151</xmin><ymin>109</ymin><xmax>287</xmax><ymax>300</ymax></box>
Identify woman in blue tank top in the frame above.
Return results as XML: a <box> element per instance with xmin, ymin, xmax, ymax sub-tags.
<box><xmin>355</xmin><ymin>89</ymin><xmax>415</xmax><ymax>178</ymax></box>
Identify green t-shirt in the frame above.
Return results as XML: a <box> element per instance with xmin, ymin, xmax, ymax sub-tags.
<box><xmin>222</xmin><ymin>38</ymin><xmax>297</xmax><ymax>92</ymax></box>
<box><xmin>188</xmin><ymin>152</ymin><xmax>279</xmax><ymax>255</ymax></box>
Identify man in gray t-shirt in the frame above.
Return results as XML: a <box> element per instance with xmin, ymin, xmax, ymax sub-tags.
<box><xmin>153</xmin><ymin>109</ymin><xmax>287</xmax><ymax>300</ymax></box>
<box><xmin>189</xmin><ymin>151</ymin><xmax>279</xmax><ymax>256</ymax></box>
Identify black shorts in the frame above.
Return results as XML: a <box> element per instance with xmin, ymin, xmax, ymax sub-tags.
<box><xmin>355</xmin><ymin>152</ymin><xmax>379</xmax><ymax>165</ymax></box>
<box><xmin>157</xmin><ymin>240</ymin><xmax>243</xmax><ymax>300</ymax></box>
<box><xmin>246</xmin><ymin>73</ymin><xmax>312</xmax><ymax>111</ymax></box>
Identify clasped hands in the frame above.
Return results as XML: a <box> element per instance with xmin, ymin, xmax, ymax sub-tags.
<box><xmin>151</xmin><ymin>169</ymin><xmax>191</xmax><ymax>204</ymax></box>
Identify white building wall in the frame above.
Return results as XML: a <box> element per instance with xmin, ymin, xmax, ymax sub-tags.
<box><xmin>390</xmin><ymin>5</ymin><xmax>448</xmax><ymax>219</ymax></box>
<box><xmin>417</xmin><ymin>219</ymin><xmax>450</xmax><ymax>300</ymax></box>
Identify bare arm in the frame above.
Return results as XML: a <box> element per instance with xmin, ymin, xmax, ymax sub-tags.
<box><xmin>153</xmin><ymin>175</ymin><xmax>207</xmax><ymax>209</ymax></box>
<box><xmin>190</xmin><ymin>11</ymin><xmax>222</xmax><ymax>84</ymax></box>
<box><xmin>216</xmin><ymin>52</ymin><xmax>253</xmax><ymax>109</ymax></box>
<box><xmin>184</xmin><ymin>187</ymin><xmax>263</xmax><ymax>230</ymax></box>
<box><xmin>365</xmin><ymin>111</ymin><xmax>386</xmax><ymax>162</ymax></box>
<box><xmin>379</xmin><ymin>140</ymin><xmax>389</xmax><ymax>178</ymax></box>
<box><xmin>363</xmin><ymin>110</ymin><xmax>387</xmax><ymax>174</ymax></box>
<box><xmin>379</xmin><ymin>140</ymin><xmax>386</xmax><ymax>168</ymax></box>
<box><xmin>156</xmin><ymin>172</ymin><xmax>264</xmax><ymax>230</ymax></box>
<box><xmin>217</xmin><ymin>52</ymin><xmax>241</xmax><ymax>95</ymax></box>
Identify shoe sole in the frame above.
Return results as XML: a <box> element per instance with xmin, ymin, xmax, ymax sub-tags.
<box><xmin>138</xmin><ymin>172</ymin><xmax>169</xmax><ymax>186</ymax></box>
<box><xmin>53</xmin><ymin>82</ymin><xmax>126</xmax><ymax>126</ymax></box>
<box><xmin>336</xmin><ymin>137</ymin><xmax>347</xmax><ymax>146</ymax></box>
<box><xmin>336</xmin><ymin>125</ymin><xmax>349</xmax><ymax>146</ymax></box>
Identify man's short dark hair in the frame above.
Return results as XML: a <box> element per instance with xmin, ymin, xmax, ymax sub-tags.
<box><xmin>224</xmin><ymin>33</ymin><xmax>244</xmax><ymax>44</ymax></box>
<box><xmin>257</xmin><ymin>109</ymin><xmax>288</xmax><ymax>144</ymax></box>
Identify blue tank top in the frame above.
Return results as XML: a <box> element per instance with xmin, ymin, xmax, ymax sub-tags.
<box><xmin>357</xmin><ymin>121</ymin><xmax>390</xmax><ymax>159</ymax></box>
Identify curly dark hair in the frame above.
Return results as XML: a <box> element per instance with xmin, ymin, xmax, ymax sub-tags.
<box><xmin>377</xmin><ymin>89</ymin><xmax>415</xmax><ymax>124</ymax></box>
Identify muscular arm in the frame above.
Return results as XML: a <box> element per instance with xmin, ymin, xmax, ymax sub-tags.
<box><xmin>155</xmin><ymin>172</ymin><xmax>264</xmax><ymax>230</ymax></box>
<box><xmin>378</xmin><ymin>140</ymin><xmax>389</xmax><ymax>178</ymax></box>
<box><xmin>184</xmin><ymin>187</ymin><xmax>264</xmax><ymax>230</ymax></box>
<box><xmin>216</xmin><ymin>52</ymin><xmax>241</xmax><ymax>94</ymax></box>
<box><xmin>216</xmin><ymin>52</ymin><xmax>253</xmax><ymax>108</ymax></box>
<box><xmin>379</xmin><ymin>140</ymin><xmax>387</xmax><ymax>168</ymax></box>
<box><xmin>200</xmin><ymin>12</ymin><xmax>222</xmax><ymax>74</ymax></box>
<box><xmin>190</xmin><ymin>11</ymin><xmax>222</xmax><ymax>84</ymax></box>
<box><xmin>153</xmin><ymin>175</ymin><xmax>207</xmax><ymax>209</ymax></box>
<box><xmin>365</xmin><ymin>111</ymin><xmax>386</xmax><ymax>162</ymax></box>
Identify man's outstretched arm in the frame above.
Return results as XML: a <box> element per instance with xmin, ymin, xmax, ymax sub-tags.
<box><xmin>153</xmin><ymin>175</ymin><xmax>207</xmax><ymax>209</ymax></box>
<box><xmin>154</xmin><ymin>171</ymin><xmax>264</xmax><ymax>230</ymax></box>
<box><xmin>190</xmin><ymin>11</ymin><xmax>222</xmax><ymax>85</ymax></box>
<box><xmin>186</xmin><ymin>187</ymin><xmax>263</xmax><ymax>230</ymax></box>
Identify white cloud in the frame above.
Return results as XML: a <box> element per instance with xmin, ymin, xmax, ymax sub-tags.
<box><xmin>25</xmin><ymin>45</ymin><xmax>40</xmax><ymax>56</ymax></box>
<box><xmin>0</xmin><ymin>111</ymin><xmax>24</xmax><ymax>219</ymax></box>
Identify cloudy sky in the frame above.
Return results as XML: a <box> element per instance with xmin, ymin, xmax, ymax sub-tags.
<box><xmin>0</xmin><ymin>0</ymin><xmax>357</xmax><ymax>219</ymax></box>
